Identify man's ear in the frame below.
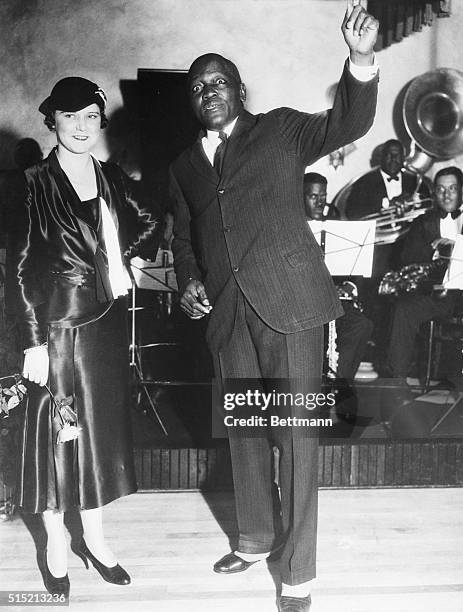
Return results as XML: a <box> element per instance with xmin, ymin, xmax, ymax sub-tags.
<box><xmin>240</xmin><ymin>83</ymin><xmax>246</xmax><ymax>102</ymax></box>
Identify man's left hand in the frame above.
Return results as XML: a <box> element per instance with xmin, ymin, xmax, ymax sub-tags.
<box><xmin>342</xmin><ymin>0</ymin><xmax>379</xmax><ymax>65</ymax></box>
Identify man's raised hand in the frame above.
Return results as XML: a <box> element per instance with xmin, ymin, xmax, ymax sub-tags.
<box><xmin>342</xmin><ymin>0</ymin><xmax>379</xmax><ymax>65</ymax></box>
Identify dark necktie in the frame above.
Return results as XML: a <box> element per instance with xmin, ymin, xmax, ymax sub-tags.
<box><xmin>387</xmin><ymin>175</ymin><xmax>399</xmax><ymax>182</ymax></box>
<box><xmin>213</xmin><ymin>131</ymin><xmax>228</xmax><ymax>176</ymax></box>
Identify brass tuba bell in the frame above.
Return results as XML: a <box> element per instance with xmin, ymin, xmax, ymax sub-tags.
<box><xmin>404</xmin><ymin>67</ymin><xmax>463</xmax><ymax>173</ymax></box>
<box><xmin>334</xmin><ymin>68</ymin><xmax>463</xmax><ymax>244</ymax></box>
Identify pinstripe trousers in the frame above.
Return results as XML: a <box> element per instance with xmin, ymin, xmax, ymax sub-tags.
<box><xmin>212</xmin><ymin>285</ymin><xmax>322</xmax><ymax>585</ymax></box>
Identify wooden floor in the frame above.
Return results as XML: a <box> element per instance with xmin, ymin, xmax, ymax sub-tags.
<box><xmin>1</xmin><ymin>488</ymin><xmax>463</xmax><ymax>612</ymax></box>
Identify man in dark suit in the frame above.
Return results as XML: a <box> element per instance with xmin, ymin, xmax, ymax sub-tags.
<box><xmin>170</xmin><ymin>4</ymin><xmax>378</xmax><ymax>610</ymax></box>
<box><xmin>387</xmin><ymin>166</ymin><xmax>463</xmax><ymax>381</ymax></box>
<box><xmin>344</xmin><ymin>139</ymin><xmax>431</xmax><ymax>221</ymax></box>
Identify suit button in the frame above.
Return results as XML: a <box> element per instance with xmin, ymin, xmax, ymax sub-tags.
<box><xmin>218</xmin><ymin>189</ymin><xmax>225</xmax><ymax>194</ymax></box>
<box><xmin>233</xmin><ymin>266</ymin><xmax>239</xmax><ymax>272</ymax></box>
<box><xmin>224</xmin><ymin>226</ymin><xmax>231</xmax><ymax>232</ymax></box>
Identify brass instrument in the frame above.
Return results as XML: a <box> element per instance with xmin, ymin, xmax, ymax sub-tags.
<box><xmin>378</xmin><ymin>68</ymin><xmax>463</xmax><ymax>289</ymax></box>
<box><xmin>336</xmin><ymin>280</ymin><xmax>363</xmax><ymax>310</ymax></box>
<box><xmin>374</xmin><ymin>68</ymin><xmax>463</xmax><ymax>242</ymax></box>
<box><xmin>404</xmin><ymin>68</ymin><xmax>463</xmax><ymax>174</ymax></box>
<box><xmin>334</xmin><ymin>68</ymin><xmax>463</xmax><ymax>244</ymax></box>
<box><xmin>379</xmin><ymin>260</ymin><xmax>446</xmax><ymax>297</ymax></box>
<box><xmin>361</xmin><ymin>193</ymin><xmax>432</xmax><ymax>245</ymax></box>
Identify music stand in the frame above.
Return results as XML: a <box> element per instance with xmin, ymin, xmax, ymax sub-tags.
<box><xmin>309</xmin><ymin>220</ymin><xmax>375</xmax><ymax>380</ymax></box>
<box><xmin>128</xmin><ymin>253</ymin><xmax>178</xmax><ymax>436</ymax></box>
<box><xmin>309</xmin><ymin>219</ymin><xmax>376</xmax><ymax>277</ymax></box>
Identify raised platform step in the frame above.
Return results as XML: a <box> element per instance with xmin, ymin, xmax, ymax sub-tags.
<box><xmin>133</xmin><ymin>440</ymin><xmax>463</xmax><ymax>491</ymax></box>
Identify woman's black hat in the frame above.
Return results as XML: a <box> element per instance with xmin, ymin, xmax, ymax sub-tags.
<box><xmin>39</xmin><ymin>77</ymin><xmax>107</xmax><ymax>115</ymax></box>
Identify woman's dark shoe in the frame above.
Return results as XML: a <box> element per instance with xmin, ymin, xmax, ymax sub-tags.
<box><xmin>76</xmin><ymin>539</ymin><xmax>130</xmax><ymax>585</ymax></box>
<box><xmin>42</xmin><ymin>550</ymin><xmax>70</xmax><ymax>598</ymax></box>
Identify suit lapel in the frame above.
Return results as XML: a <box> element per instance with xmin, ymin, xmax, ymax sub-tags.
<box><xmin>433</xmin><ymin>211</ymin><xmax>442</xmax><ymax>238</ymax></box>
<box><xmin>376</xmin><ymin>169</ymin><xmax>388</xmax><ymax>201</ymax></box>
<box><xmin>189</xmin><ymin>137</ymin><xmax>218</xmax><ymax>185</ymax></box>
<box><xmin>220</xmin><ymin>110</ymin><xmax>256</xmax><ymax>180</ymax></box>
<box><xmin>189</xmin><ymin>110</ymin><xmax>257</xmax><ymax>183</ymax></box>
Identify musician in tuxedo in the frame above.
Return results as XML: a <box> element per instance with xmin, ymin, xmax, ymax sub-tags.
<box><xmin>169</xmin><ymin>4</ymin><xmax>379</xmax><ymax>609</ymax></box>
<box><xmin>344</xmin><ymin>139</ymin><xmax>431</xmax><ymax>221</ymax></box>
<box><xmin>303</xmin><ymin>172</ymin><xmax>339</xmax><ymax>221</ymax></box>
<box><xmin>304</xmin><ymin>172</ymin><xmax>373</xmax><ymax>383</ymax></box>
<box><xmin>305</xmin><ymin>172</ymin><xmax>373</xmax><ymax>426</ymax></box>
<box><xmin>344</xmin><ymin>140</ymin><xmax>432</xmax><ymax>362</ymax></box>
<box><xmin>386</xmin><ymin>166</ymin><xmax>463</xmax><ymax>384</ymax></box>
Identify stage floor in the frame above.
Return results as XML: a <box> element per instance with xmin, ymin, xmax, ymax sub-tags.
<box><xmin>1</xmin><ymin>488</ymin><xmax>463</xmax><ymax>611</ymax></box>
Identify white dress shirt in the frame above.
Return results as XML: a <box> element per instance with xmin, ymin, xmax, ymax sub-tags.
<box><xmin>380</xmin><ymin>169</ymin><xmax>403</xmax><ymax>201</ymax></box>
<box><xmin>202</xmin><ymin>117</ymin><xmax>238</xmax><ymax>165</ymax></box>
<box><xmin>440</xmin><ymin>213</ymin><xmax>462</xmax><ymax>241</ymax></box>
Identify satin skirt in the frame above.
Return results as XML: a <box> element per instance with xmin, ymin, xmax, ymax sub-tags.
<box><xmin>15</xmin><ymin>298</ymin><xmax>137</xmax><ymax>513</ymax></box>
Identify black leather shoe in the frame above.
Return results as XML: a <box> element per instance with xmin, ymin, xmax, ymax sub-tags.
<box><xmin>76</xmin><ymin>539</ymin><xmax>131</xmax><ymax>585</ymax></box>
<box><xmin>42</xmin><ymin>550</ymin><xmax>70</xmax><ymax>598</ymax></box>
<box><xmin>278</xmin><ymin>595</ymin><xmax>312</xmax><ymax>611</ymax></box>
<box><xmin>213</xmin><ymin>552</ymin><xmax>260</xmax><ymax>574</ymax></box>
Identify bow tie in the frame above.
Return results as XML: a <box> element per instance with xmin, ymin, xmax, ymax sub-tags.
<box><xmin>439</xmin><ymin>208</ymin><xmax>462</xmax><ymax>220</ymax></box>
<box><xmin>387</xmin><ymin>175</ymin><xmax>400</xmax><ymax>182</ymax></box>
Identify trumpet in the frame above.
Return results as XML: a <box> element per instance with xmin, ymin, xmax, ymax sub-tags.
<box><xmin>361</xmin><ymin>195</ymin><xmax>432</xmax><ymax>245</ymax></box>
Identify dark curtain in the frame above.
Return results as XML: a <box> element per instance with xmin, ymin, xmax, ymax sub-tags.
<box><xmin>367</xmin><ymin>1</ymin><xmax>451</xmax><ymax>51</ymax></box>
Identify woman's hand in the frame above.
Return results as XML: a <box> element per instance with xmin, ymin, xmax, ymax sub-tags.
<box><xmin>23</xmin><ymin>345</ymin><xmax>49</xmax><ymax>386</ymax></box>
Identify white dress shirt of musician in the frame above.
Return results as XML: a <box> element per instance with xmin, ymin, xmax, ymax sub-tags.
<box><xmin>431</xmin><ymin>167</ymin><xmax>463</xmax><ymax>256</ymax></box>
<box><xmin>379</xmin><ymin>140</ymin><xmax>405</xmax><ymax>207</ymax></box>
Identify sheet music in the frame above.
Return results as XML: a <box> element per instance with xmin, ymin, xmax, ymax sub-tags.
<box><xmin>308</xmin><ymin>220</ymin><xmax>376</xmax><ymax>277</ymax></box>
<box><xmin>443</xmin><ymin>234</ymin><xmax>463</xmax><ymax>290</ymax></box>
<box><xmin>130</xmin><ymin>254</ymin><xmax>178</xmax><ymax>292</ymax></box>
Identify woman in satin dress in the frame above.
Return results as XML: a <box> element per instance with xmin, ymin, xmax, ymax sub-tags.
<box><xmin>14</xmin><ymin>77</ymin><xmax>158</xmax><ymax>597</ymax></box>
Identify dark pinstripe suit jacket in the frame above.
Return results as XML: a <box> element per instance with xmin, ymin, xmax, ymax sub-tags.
<box><xmin>170</xmin><ymin>62</ymin><xmax>378</xmax><ymax>341</ymax></box>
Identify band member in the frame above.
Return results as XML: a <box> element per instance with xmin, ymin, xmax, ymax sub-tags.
<box><xmin>169</xmin><ymin>3</ymin><xmax>379</xmax><ymax>609</ymax></box>
<box><xmin>344</xmin><ymin>138</ymin><xmax>431</xmax><ymax>220</ymax></box>
<box><xmin>303</xmin><ymin>172</ymin><xmax>339</xmax><ymax>220</ymax></box>
<box><xmin>386</xmin><ymin>166</ymin><xmax>463</xmax><ymax>386</ymax></box>
<box><xmin>343</xmin><ymin>139</ymin><xmax>431</xmax><ymax>362</ymax></box>
<box><xmin>304</xmin><ymin>172</ymin><xmax>373</xmax><ymax>384</ymax></box>
<box><xmin>304</xmin><ymin>172</ymin><xmax>373</xmax><ymax>426</ymax></box>
<box><xmin>13</xmin><ymin>77</ymin><xmax>158</xmax><ymax>598</ymax></box>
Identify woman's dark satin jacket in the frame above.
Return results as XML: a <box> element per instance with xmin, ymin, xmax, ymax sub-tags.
<box><xmin>15</xmin><ymin>149</ymin><xmax>158</xmax><ymax>349</ymax></box>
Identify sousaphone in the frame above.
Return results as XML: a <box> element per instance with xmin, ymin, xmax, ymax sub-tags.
<box><xmin>335</xmin><ymin>68</ymin><xmax>463</xmax><ymax>244</ymax></box>
<box><xmin>404</xmin><ymin>67</ymin><xmax>463</xmax><ymax>173</ymax></box>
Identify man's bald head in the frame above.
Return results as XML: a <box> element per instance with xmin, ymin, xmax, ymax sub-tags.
<box><xmin>188</xmin><ymin>53</ymin><xmax>242</xmax><ymax>86</ymax></box>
